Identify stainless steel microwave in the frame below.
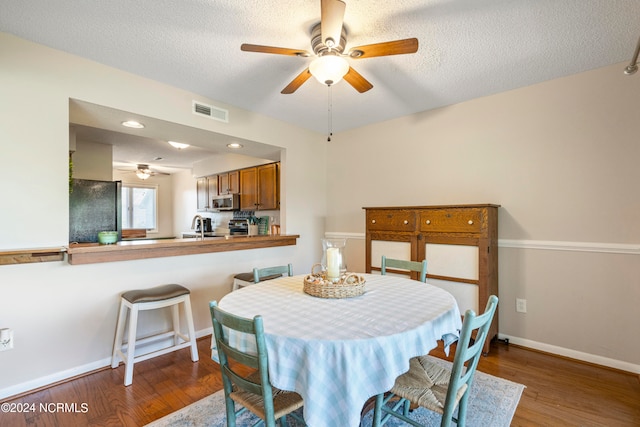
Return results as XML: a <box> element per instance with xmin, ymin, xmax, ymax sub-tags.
<box><xmin>211</xmin><ymin>194</ymin><xmax>240</xmax><ymax>211</ymax></box>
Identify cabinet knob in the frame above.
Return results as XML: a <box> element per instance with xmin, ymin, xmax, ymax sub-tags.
<box><xmin>403</xmin><ymin>220</ymin><xmax>409</xmax><ymax>225</ymax></box>
<box><xmin>468</xmin><ymin>220</ymin><xmax>474</xmax><ymax>225</ymax></box>
<box><xmin>425</xmin><ymin>220</ymin><xmax>431</xmax><ymax>225</ymax></box>
<box><xmin>371</xmin><ymin>219</ymin><xmax>376</xmax><ymax>224</ymax></box>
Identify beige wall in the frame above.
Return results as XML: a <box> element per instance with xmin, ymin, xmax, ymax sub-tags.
<box><xmin>0</xmin><ymin>32</ymin><xmax>326</xmax><ymax>399</ymax></box>
<box><xmin>325</xmin><ymin>63</ymin><xmax>640</xmax><ymax>371</ymax></box>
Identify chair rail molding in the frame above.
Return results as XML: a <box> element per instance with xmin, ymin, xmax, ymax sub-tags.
<box><xmin>325</xmin><ymin>231</ymin><xmax>366</xmax><ymax>240</ymax></box>
<box><xmin>325</xmin><ymin>232</ymin><xmax>639</xmax><ymax>255</ymax></box>
<box><xmin>498</xmin><ymin>239</ymin><xmax>640</xmax><ymax>255</ymax></box>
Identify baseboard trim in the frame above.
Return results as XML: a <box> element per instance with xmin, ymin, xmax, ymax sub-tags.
<box><xmin>498</xmin><ymin>333</ymin><xmax>640</xmax><ymax>374</ymax></box>
<box><xmin>0</xmin><ymin>328</ymin><xmax>213</xmax><ymax>401</ymax></box>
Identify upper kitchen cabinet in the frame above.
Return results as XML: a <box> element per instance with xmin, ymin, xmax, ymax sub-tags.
<box><xmin>240</xmin><ymin>162</ymin><xmax>280</xmax><ymax>210</ymax></box>
<box><xmin>196</xmin><ymin>175</ymin><xmax>218</xmax><ymax>211</ymax></box>
<box><xmin>218</xmin><ymin>170</ymin><xmax>239</xmax><ymax>195</ymax></box>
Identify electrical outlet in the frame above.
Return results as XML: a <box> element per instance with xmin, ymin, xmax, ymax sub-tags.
<box><xmin>0</xmin><ymin>328</ymin><xmax>14</xmax><ymax>351</ymax></box>
<box><xmin>516</xmin><ymin>298</ymin><xmax>527</xmax><ymax>313</ymax></box>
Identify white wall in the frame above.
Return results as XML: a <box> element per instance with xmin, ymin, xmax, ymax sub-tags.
<box><xmin>73</xmin><ymin>139</ymin><xmax>113</xmax><ymax>181</ymax></box>
<box><xmin>0</xmin><ymin>32</ymin><xmax>326</xmax><ymax>399</ymax></box>
<box><xmin>325</xmin><ymin>62</ymin><xmax>640</xmax><ymax>372</ymax></box>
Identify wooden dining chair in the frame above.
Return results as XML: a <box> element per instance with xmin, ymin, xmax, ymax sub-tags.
<box><xmin>372</xmin><ymin>295</ymin><xmax>499</xmax><ymax>427</ymax></box>
<box><xmin>209</xmin><ymin>301</ymin><xmax>306</xmax><ymax>427</ymax></box>
<box><xmin>232</xmin><ymin>263</ymin><xmax>293</xmax><ymax>291</ymax></box>
<box><xmin>381</xmin><ymin>256</ymin><xmax>427</xmax><ymax>282</ymax></box>
<box><xmin>253</xmin><ymin>263</ymin><xmax>293</xmax><ymax>284</ymax></box>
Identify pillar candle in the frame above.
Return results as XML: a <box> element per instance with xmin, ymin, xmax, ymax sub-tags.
<box><xmin>326</xmin><ymin>247</ymin><xmax>340</xmax><ymax>279</ymax></box>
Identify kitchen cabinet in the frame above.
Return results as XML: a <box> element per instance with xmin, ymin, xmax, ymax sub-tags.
<box><xmin>240</xmin><ymin>162</ymin><xmax>279</xmax><ymax>210</ymax></box>
<box><xmin>363</xmin><ymin>204</ymin><xmax>499</xmax><ymax>353</ymax></box>
<box><xmin>218</xmin><ymin>170</ymin><xmax>239</xmax><ymax>195</ymax></box>
<box><xmin>196</xmin><ymin>175</ymin><xmax>218</xmax><ymax>211</ymax></box>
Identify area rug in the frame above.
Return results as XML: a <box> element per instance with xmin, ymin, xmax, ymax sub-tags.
<box><xmin>146</xmin><ymin>356</ymin><xmax>525</xmax><ymax>427</ymax></box>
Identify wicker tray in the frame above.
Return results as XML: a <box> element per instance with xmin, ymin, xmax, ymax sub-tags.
<box><xmin>303</xmin><ymin>264</ymin><xmax>366</xmax><ymax>299</ymax></box>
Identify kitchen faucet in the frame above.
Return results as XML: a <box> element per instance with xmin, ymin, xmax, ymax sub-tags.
<box><xmin>191</xmin><ymin>215</ymin><xmax>204</xmax><ymax>240</ymax></box>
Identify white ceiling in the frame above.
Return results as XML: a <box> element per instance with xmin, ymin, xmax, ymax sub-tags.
<box><xmin>3</xmin><ymin>0</ymin><xmax>640</xmax><ymax>168</ymax></box>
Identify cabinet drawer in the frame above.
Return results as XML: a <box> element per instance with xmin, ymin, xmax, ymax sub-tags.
<box><xmin>420</xmin><ymin>209</ymin><xmax>483</xmax><ymax>233</ymax></box>
<box><xmin>367</xmin><ymin>210</ymin><xmax>416</xmax><ymax>231</ymax></box>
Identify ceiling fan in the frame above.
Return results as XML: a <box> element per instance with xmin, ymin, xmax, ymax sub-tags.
<box><xmin>119</xmin><ymin>164</ymin><xmax>170</xmax><ymax>180</ymax></box>
<box><xmin>241</xmin><ymin>0</ymin><xmax>419</xmax><ymax>94</ymax></box>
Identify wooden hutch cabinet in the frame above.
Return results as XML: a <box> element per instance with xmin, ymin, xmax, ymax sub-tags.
<box><xmin>364</xmin><ymin>204</ymin><xmax>499</xmax><ymax>353</ymax></box>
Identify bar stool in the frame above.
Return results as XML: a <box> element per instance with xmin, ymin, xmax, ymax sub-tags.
<box><xmin>111</xmin><ymin>284</ymin><xmax>199</xmax><ymax>386</ymax></box>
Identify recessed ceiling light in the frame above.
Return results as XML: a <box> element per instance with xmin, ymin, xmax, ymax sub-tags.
<box><xmin>227</xmin><ymin>143</ymin><xmax>243</xmax><ymax>149</ymax></box>
<box><xmin>121</xmin><ymin>120</ymin><xmax>145</xmax><ymax>129</ymax></box>
<box><xmin>168</xmin><ymin>141</ymin><xmax>190</xmax><ymax>149</ymax></box>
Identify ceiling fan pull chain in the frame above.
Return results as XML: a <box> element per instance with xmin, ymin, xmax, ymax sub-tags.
<box><xmin>327</xmin><ymin>85</ymin><xmax>333</xmax><ymax>142</ymax></box>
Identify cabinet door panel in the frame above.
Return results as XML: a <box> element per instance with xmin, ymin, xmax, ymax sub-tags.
<box><xmin>371</xmin><ymin>240</ymin><xmax>412</xmax><ymax>269</ymax></box>
<box><xmin>428</xmin><ymin>278</ymin><xmax>479</xmax><ymax>314</ymax></box>
<box><xmin>218</xmin><ymin>173</ymin><xmax>229</xmax><ymax>195</ymax></box>
<box><xmin>240</xmin><ymin>168</ymin><xmax>257</xmax><ymax>210</ymax></box>
<box><xmin>257</xmin><ymin>163</ymin><xmax>278</xmax><ymax>210</ymax></box>
<box><xmin>197</xmin><ymin>177</ymin><xmax>209</xmax><ymax>210</ymax></box>
<box><xmin>228</xmin><ymin>170</ymin><xmax>239</xmax><ymax>194</ymax></box>
<box><xmin>425</xmin><ymin>243</ymin><xmax>479</xmax><ymax>280</ymax></box>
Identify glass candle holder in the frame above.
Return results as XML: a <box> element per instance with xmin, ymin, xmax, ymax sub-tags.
<box><xmin>321</xmin><ymin>238</ymin><xmax>347</xmax><ymax>280</ymax></box>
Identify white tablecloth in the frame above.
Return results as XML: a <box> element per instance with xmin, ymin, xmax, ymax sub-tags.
<box><xmin>217</xmin><ymin>273</ymin><xmax>462</xmax><ymax>427</ymax></box>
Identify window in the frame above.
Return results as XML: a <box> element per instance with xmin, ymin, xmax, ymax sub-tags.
<box><xmin>122</xmin><ymin>184</ymin><xmax>158</xmax><ymax>231</ymax></box>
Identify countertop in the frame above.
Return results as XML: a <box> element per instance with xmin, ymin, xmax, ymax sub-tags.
<box><xmin>66</xmin><ymin>234</ymin><xmax>299</xmax><ymax>265</ymax></box>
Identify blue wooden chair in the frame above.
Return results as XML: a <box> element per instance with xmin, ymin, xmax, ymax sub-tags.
<box><xmin>209</xmin><ymin>301</ymin><xmax>306</xmax><ymax>427</ymax></box>
<box><xmin>372</xmin><ymin>295</ymin><xmax>499</xmax><ymax>427</ymax></box>
<box><xmin>232</xmin><ymin>263</ymin><xmax>293</xmax><ymax>291</ymax></box>
<box><xmin>253</xmin><ymin>263</ymin><xmax>293</xmax><ymax>284</ymax></box>
<box><xmin>381</xmin><ymin>256</ymin><xmax>427</xmax><ymax>282</ymax></box>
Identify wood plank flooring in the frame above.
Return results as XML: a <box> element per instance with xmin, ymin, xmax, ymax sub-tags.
<box><xmin>1</xmin><ymin>338</ymin><xmax>638</xmax><ymax>426</ymax></box>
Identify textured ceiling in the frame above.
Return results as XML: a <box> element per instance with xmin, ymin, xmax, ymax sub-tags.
<box><xmin>2</xmin><ymin>0</ymin><xmax>640</xmax><ymax>166</ymax></box>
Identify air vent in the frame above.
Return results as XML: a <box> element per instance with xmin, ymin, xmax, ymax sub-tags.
<box><xmin>192</xmin><ymin>101</ymin><xmax>229</xmax><ymax>123</ymax></box>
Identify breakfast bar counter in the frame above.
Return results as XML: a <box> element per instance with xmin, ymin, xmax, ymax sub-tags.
<box><xmin>66</xmin><ymin>234</ymin><xmax>299</xmax><ymax>265</ymax></box>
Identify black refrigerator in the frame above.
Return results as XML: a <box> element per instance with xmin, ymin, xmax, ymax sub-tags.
<box><xmin>69</xmin><ymin>179</ymin><xmax>122</xmax><ymax>243</ymax></box>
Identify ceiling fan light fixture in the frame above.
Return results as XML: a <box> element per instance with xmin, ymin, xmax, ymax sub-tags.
<box><xmin>136</xmin><ymin>164</ymin><xmax>151</xmax><ymax>180</ymax></box>
<box><xmin>168</xmin><ymin>140</ymin><xmax>190</xmax><ymax>149</ymax></box>
<box><xmin>309</xmin><ymin>55</ymin><xmax>349</xmax><ymax>86</ymax></box>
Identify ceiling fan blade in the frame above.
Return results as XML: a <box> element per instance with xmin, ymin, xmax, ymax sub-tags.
<box><xmin>241</xmin><ymin>43</ymin><xmax>311</xmax><ymax>57</ymax></box>
<box><xmin>348</xmin><ymin>38</ymin><xmax>419</xmax><ymax>58</ymax></box>
<box><xmin>321</xmin><ymin>0</ymin><xmax>346</xmax><ymax>49</ymax></box>
<box><xmin>343</xmin><ymin>67</ymin><xmax>373</xmax><ymax>93</ymax></box>
<box><xmin>281</xmin><ymin>68</ymin><xmax>313</xmax><ymax>94</ymax></box>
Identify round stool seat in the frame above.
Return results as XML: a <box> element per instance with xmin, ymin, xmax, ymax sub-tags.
<box><xmin>233</xmin><ymin>272</ymin><xmax>282</xmax><ymax>283</ymax></box>
<box><xmin>122</xmin><ymin>284</ymin><xmax>190</xmax><ymax>304</ymax></box>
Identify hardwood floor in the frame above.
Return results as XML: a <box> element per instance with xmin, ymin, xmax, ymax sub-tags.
<box><xmin>1</xmin><ymin>338</ymin><xmax>639</xmax><ymax>426</ymax></box>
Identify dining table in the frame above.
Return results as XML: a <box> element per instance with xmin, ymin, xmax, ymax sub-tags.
<box><xmin>216</xmin><ymin>273</ymin><xmax>462</xmax><ymax>427</ymax></box>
